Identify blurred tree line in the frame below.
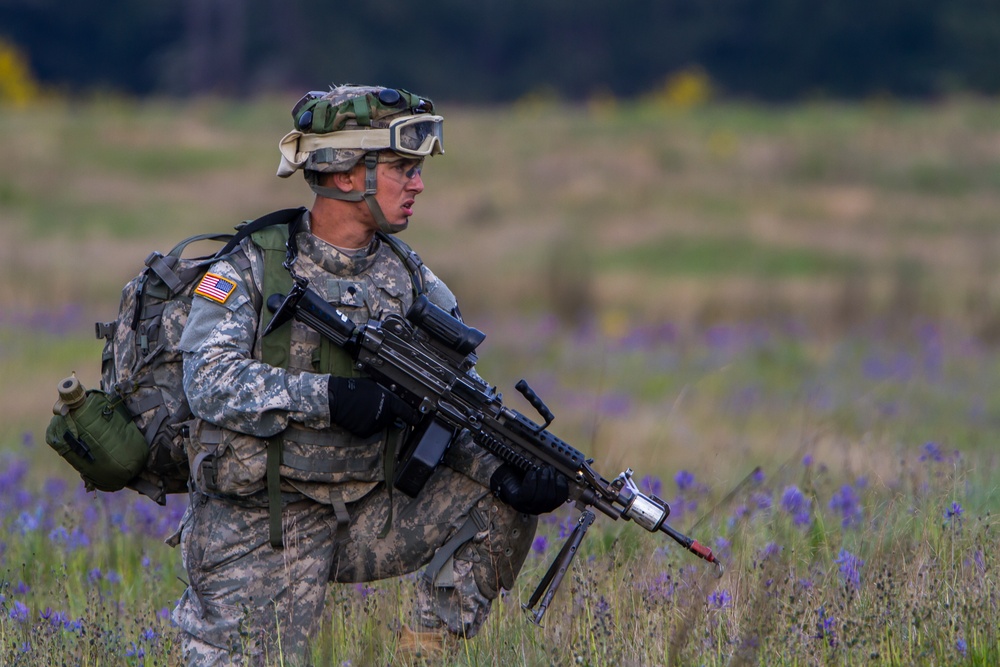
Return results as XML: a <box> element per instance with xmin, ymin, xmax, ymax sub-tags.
<box><xmin>1</xmin><ymin>0</ymin><xmax>999</xmax><ymax>102</ymax></box>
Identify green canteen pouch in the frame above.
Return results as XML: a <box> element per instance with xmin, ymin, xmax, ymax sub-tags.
<box><xmin>45</xmin><ymin>390</ymin><xmax>149</xmax><ymax>492</ymax></box>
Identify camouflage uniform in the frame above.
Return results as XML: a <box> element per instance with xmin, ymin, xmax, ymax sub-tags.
<box><xmin>171</xmin><ymin>212</ymin><xmax>536</xmax><ymax>665</ymax></box>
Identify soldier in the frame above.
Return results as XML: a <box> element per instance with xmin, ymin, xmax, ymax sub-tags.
<box><xmin>170</xmin><ymin>85</ymin><xmax>569</xmax><ymax>665</ymax></box>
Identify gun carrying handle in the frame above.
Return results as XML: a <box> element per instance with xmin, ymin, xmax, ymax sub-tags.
<box><xmin>515</xmin><ymin>379</ymin><xmax>554</xmax><ymax>430</ymax></box>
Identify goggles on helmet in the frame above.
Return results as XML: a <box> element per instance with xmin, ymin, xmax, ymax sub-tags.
<box><xmin>276</xmin><ymin>114</ymin><xmax>444</xmax><ymax>175</ymax></box>
<box><xmin>388</xmin><ymin>115</ymin><xmax>444</xmax><ymax>156</ymax></box>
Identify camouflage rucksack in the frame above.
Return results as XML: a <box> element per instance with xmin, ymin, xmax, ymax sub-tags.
<box><xmin>47</xmin><ymin>208</ymin><xmax>305</xmax><ymax>505</ymax></box>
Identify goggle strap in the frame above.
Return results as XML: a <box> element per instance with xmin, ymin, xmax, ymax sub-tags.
<box><xmin>297</xmin><ymin>129</ymin><xmax>393</xmax><ymax>151</ymax></box>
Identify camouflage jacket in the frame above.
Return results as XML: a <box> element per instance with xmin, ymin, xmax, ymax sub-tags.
<box><xmin>178</xmin><ymin>211</ymin><xmax>459</xmax><ymax>503</ymax></box>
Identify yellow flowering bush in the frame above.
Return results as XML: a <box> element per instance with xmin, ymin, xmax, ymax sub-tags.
<box><xmin>0</xmin><ymin>40</ymin><xmax>40</xmax><ymax>106</ymax></box>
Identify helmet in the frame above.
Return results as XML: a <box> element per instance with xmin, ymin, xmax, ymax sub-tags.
<box><xmin>276</xmin><ymin>85</ymin><xmax>444</xmax><ymax>234</ymax></box>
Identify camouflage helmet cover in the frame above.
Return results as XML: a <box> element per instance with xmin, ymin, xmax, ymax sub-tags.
<box><xmin>277</xmin><ymin>84</ymin><xmax>440</xmax><ymax>177</ymax></box>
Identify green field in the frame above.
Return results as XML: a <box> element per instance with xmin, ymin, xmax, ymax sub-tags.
<box><xmin>2</xmin><ymin>95</ymin><xmax>1000</xmax><ymax>664</ymax></box>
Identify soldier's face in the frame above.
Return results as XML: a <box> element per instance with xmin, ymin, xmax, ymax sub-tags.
<box><xmin>374</xmin><ymin>158</ymin><xmax>425</xmax><ymax>225</ymax></box>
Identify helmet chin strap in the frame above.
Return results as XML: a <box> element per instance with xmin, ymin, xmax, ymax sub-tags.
<box><xmin>308</xmin><ymin>153</ymin><xmax>408</xmax><ymax>235</ymax></box>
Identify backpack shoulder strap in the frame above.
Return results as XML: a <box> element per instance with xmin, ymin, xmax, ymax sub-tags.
<box><xmin>376</xmin><ymin>231</ymin><xmax>426</xmax><ymax>299</ymax></box>
<box><xmin>250</xmin><ymin>224</ymin><xmax>295</xmax><ymax>370</ymax></box>
<box><xmin>216</xmin><ymin>207</ymin><xmax>307</xmax><ymax>258</ymax></box>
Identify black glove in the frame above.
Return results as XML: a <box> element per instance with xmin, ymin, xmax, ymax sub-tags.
<box><xmin>490</xmin><ymin>464</ymin><xmax>569</xmax><ymax>515</ymax></box>
<box><xmin>328</xmin><ymin>376</ymin><xmax>414</xmax><ymax>438</ymax></box>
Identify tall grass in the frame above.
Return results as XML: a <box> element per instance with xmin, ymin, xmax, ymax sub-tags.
<box><xmin>4</xmin><ymin>314</ymin><xmax>1000</xmax><ymax>664</ymax></box>
<box><xmin>3</xmin><ymin>95</ymin><xmax>1000</xmax><ymax>664</ymax></box>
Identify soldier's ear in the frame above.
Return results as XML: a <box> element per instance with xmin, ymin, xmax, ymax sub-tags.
<box><xmin>335</xmin><ymin>164</ymin><xmax>367</xmax><ymax>193</ymax></box>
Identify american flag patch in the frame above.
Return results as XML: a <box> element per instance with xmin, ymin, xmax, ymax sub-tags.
<box><xmin>194</xmin><ymin>273</ymin><xmax>237</xmax><ymax>304</ymax></box>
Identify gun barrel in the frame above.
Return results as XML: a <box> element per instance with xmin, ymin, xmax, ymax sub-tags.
<box><xmin>659</xmin><ymin>521</ymin><xmax>723</xmax><ymax>571</ymax></box>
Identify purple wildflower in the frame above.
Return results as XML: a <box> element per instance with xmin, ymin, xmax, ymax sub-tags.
<box><xmin>674</xmin><ymin>470</ymin><xmax>695</xmax><ymax>492</ymax></box>
<box><xmin>88</xmin><ymin>568</ymin><xmax>103</xmax><ymax>583</ymax></box>
<box><xmin>15</xmin><ymin>510</ymin><xmax>40</xmax><ymax>534</ymax></box>
<box><xmin>751</xmin><ymin>492</ymin><xmax>772</xmax><ymax>512</ymax></box>
<box><xmin>48</xmin><ymin>526</ymin><xmax>69</xmax><ymax>544</ymax></box>
<box><xmin>974</xmin><ymin>550</ymin><xmax>986</xmax><ymax>573</ymax></box>
<box><xmin>714</xmin><ymin>536</ymin><xmax>731</xmax><ymax>560</ymax></box>
<box><xmin>802</xmin><ymin>454</ymin><xmax>813</xmax><ymax>467</ymax></box>
<box><xmin>752</xmin><ymin>543</ymin><xmax>783</xmax><ymax>569</ymax></box>
<box><xmin>751</xmin><ymin>467</ymin><xmax>766</xmax><ymax>484</ymax></box>
<box><xmin>945</xmin><ymin>502</ymin><xmax>963</xmax><ymax>523</ymax></box>
<box><xmin>47</xmin><ymin>610</ymin><xmax>69</xmax><ymax>628</ymax></box>
<box><xmin>644</xmin><ymin>571</ymin><xmax>675</xmax><ymax>602</ymax></box>
<box><xmin>729</xmin><ymin>504</ymin><xmax>749</xmax><ymax>527</ymax></box>
<box><xmin>834</xmin><ymin>549</ymin><xmax>863</xmax><ymax>590</ymax></box>
<box><xmin>820</xmin><ymin>612</ymin><xmax>834</xmax><ymax>631</ymax></box>
<box><xmin>67</xmin><ymin>528</ymin><xmax>90</xmax><ymax>551</ymax></box>
<box><xmin>532</xmin><ymin>535</ymin><xmax>549</xmax><ymax>555</ymax></box>
<box><xmin>109</xmin><ymin>512</ymin><xmax>130</xmax><ymax>535</ymax></box>
<box><xmin>829</xmin><ymin>485</ymin><xmax>864</xmax><ymax>528</ymax></box>
<box><xmin>780</xmin><ymin>486</ymin><xmax>812</xmax><ymax>526</ymax></box>
<box><xmin>125</xmin><ymin>642</ymin><xmax>146</xmax><ymax>659</ymax></box>
<box><xmin>919</xmin><ymin>442</ymin><xmax>945</xmax><ymax>463</ymax></box>
<box><xmin>558</xmin><ymin>515</ymin><xmax>576</xmax><ymax>539</ymax></box>
<box><xmin>956</xmin><ymin>638</ymin><xmax>967</xmax><ymax>658</ymax></box>
<box><xmin>816</xmin><ymin>606</ymin><xmax>837</xmax><ymax>647</ymax></box>
<box><xmin>707</xmin><ymin>589</ymin><xmax>732</xmax><ymax>609</ymax></box>
<box><xmin>42</xmin><ymin>477</ymin><xmax>67</xmax><ymax>498</ymax></box>
<box><xmin>0</xmin><ymin>458</ymin><xmax>29</xmax><ymax>493</ymax></box>
<box><xmin>9</xmin><ymin>600</ymin><xmax>30</xmax><ymax>623</ymax></box>
<box><xmin>759</xmin><ymin>542</ymin><xmax>782</xmax><ymax>561</ymax></box>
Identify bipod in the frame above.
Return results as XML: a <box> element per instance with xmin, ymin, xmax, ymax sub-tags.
<box><xmin>523</xmin><ymin>510</ymin><xmax>596</xmax><ymax>626</ymax></box>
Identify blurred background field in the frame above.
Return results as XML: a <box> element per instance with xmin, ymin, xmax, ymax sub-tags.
<box><xmin>4</xmin><ymin>95</ymin><xmax>1000</xmax><ymax>474</ymax></box>
<box><xmin>3</xmin><ymin>94</ymin><xmax>1000</xmax><ymax>663</ymax></box>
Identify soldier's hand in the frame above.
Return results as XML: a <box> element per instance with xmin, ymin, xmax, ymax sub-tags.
<box><xmin>490</xmin><ymin>464</ymin><xmax>569</xmax><ymax>515</ymax></box>
<box><xmin>328</xmin><ymin>376</ymin><xmax>415</xmax><ymax>438</ymax></box>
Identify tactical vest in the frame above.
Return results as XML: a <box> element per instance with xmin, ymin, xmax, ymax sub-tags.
<box><xmin>189</xmin><ymin>222</ymin><xmax>427</xmax><ymax>545</ymax></box>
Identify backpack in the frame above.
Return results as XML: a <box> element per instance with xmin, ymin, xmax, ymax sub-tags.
<box><xmin>46</xmin><ymin>208</ymin><xmax>306</xmax><ymax>505</ymax></box>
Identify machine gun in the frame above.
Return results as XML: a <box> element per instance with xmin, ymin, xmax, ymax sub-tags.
<box><xmin>264</xmin><ymin>279</ymin><xmax>723</xmax><ymax>625</ymax></box>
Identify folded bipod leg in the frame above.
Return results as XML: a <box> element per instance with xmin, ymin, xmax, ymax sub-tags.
<box><xmin>522</xmin><ymin>510</ymin><xmax>596</xmax><ymax>626</ymax></box>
